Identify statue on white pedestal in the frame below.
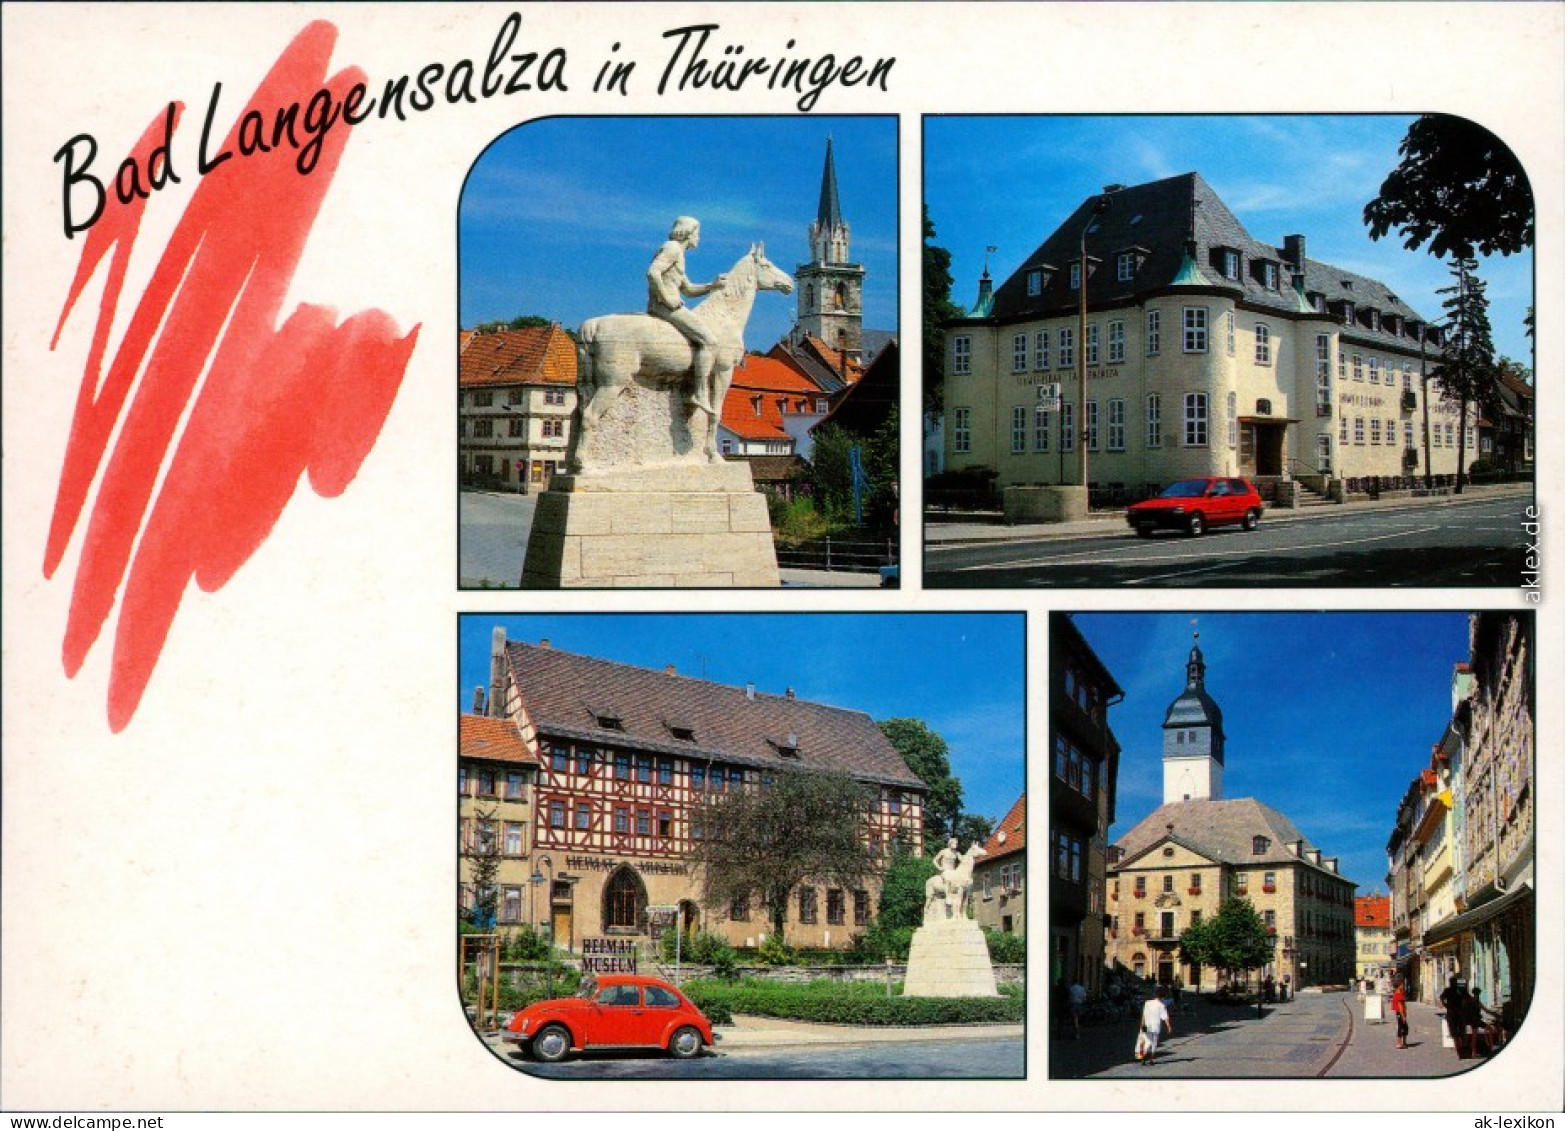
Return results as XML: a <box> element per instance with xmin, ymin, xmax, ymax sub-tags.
<box><xmin>923</xmin><ymin>839</ymin><xmax>987</xmax><ymax>923</ymax></box>
<box><xmin>572</xmin><ymin>223</ymin><xmax>793</xmax><ymax>470</ymax></box>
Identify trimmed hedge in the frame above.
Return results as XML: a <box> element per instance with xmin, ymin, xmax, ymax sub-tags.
<box><xmin>682</xmin><ymin>978</ymin><xmax>1024</xmax><ymax>1027</ymax></box>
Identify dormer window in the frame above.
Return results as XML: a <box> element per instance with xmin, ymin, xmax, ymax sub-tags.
<box><xmin>769</xmin><ymin>733</ymin><xmax>802</xmax><ymax>758</ymax></box>
<box><xmin>1368</xmin><ymin>309</ymin><xmax>1381</xmax><ymax>331</ymax></box>
<box><xmin>1263</xmin><ymin>262</ymin><xmax>1279</xmax><ymax>290</ymax></box>
<box><xmin>1309</xmin><ymin>293</ymin><xmax>1326</xmax><ymax>312</ymax></box>
<box><xmin>1070</xmin><ymin>262</ymin><xmax>1081</xmax><ymax>290</ymax></box>
<box><xmin>1252</xmin><ymin>835</ymin><xmax>1271</xmax><ymax>855</ymax></box>
<box><xmin>1116</xmin><ymin>250</ymin><xmax>1138</xmax><ymax>282</ymax></box>
<box><xmin>1342</xmin><ymin>301</ymin><xmax>1355</xmax><ymax>325</ymax></box>
<box><xmin>667</xmin><ymin>722</ymin><xmax>696</xmax><ymax>743</ymax></box>
<box><xmin>595</xmin><ymin>712</ymin><xmax>623</xmax><ymax>731</ymax></box>
<box><xmin>1026</xmin><ymin>269</ymin><xmax>1043</xmax><ymax>296</ymax></box>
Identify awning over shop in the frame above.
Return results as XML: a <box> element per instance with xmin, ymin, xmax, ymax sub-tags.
<box><xmin>1422</xmin><ymin>882</ymin><xmax>1533</xmax><ymax>948</ymax></box>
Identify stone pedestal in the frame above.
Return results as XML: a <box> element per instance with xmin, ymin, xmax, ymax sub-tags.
<box><xmin>1003</xmin><ymin>484</ymin><xmax>1087</xmax><ymax>523</ymax></box>
<box><xmin>901</xmin><ymin>916</ymin><xmax>999</xmax><ymax>998</ymax></box>
<box><xmin>520</xmin><ymin>462</ymin><xmax>781</xmax><ymax>588</ymax></box>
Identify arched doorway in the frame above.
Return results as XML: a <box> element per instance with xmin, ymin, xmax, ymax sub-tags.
<box><xmin>602</xmin><ymin>865</ymin><xmax>647</xmax><ymax>934</ymax></box>
<box><xmin>678</xmin><ymin>899</ymin><xmax>701</xmax><ymax>941</ymax></box>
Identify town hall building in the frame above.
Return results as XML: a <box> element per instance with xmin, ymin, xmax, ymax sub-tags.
<box><xmin>1104</xmin><ymin>633</ymin><xmax>1358</xmax><ymax>990</ymax></box>
<box><xmin>944</xmin><ymin>172</ymin><xmax>1470</xmax><ymax>499</ymax></box>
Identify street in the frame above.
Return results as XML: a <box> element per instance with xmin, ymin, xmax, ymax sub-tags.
<box><xmin>1052</xmin><ymin>990</ymin><xmax>1480</xmax><ymax>1079</ymax></box>
<box><xmin>477</xmin><ymin>1021</ymin><xmax>1024</xmax><ymax>1080</ymax></box>
<box><xmin>925</xmin><ymin>489</ymin><xmax>1534</xmax><ymax>588</ymax></box>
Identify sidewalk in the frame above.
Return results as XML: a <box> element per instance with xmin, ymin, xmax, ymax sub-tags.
<box><xmin>1051</xmin><ymin>990</ymin><xmax>1477</xmax><ymax>1079</ymax></box>
<box><xmin>714</xmin><ymin>1014</ymin><xmax>1024</xmax><ymax>1051</ymax></box>
<box><xmin>925</xmin><ymin>481</ymin><xmax>1532</xmax><ymax>546</ymax></box>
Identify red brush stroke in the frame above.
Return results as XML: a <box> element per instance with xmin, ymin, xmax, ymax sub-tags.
<box><xmin>46</xmin><ymin>21</ymin><xmax>419</xmax><ymax>731</ymax></box>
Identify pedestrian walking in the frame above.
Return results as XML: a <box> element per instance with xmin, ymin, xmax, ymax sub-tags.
<box><xmin>1068</xmin><ymin>979</ymin><xmax>1087</xmax><ymax>1039</ymax></box>
<box><xmin>1438</xmin><ymin>977</ymin><xmax>1469</xmax><ymax>1058</ymax></box>
<box><xmin>1391</xmin><ymin>978</ymin><xmax>1409</xmax><ymax>1049</ymax></box>
<box><xmin>1136</xmin><ymin>986</ymin><xmax>1173</xmax><ymax>1066</ymax></box>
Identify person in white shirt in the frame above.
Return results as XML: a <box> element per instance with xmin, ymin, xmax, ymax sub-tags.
<box><xmin>1138</xmin><ymin>987</ymin><xmax>1173</xmax><ymax>1065</ymax></box>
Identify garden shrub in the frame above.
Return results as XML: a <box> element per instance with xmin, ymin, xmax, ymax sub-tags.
<box><xmin>681</xmin><ymin>977</ymin><xmax>1024</xmax><ymax>1027</ymax></box>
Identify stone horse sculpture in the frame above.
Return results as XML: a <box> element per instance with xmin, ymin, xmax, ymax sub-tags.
<box><xmin>572</xmin><ymin>245</ymin><xmax>793</xmax><ymax>469</ymax></box>
<box><xmin>924</xmin><ymin>843</ymin><xmax>987</xmax><ymax>923</ymax></box>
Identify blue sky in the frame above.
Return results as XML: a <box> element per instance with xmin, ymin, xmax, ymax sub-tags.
<box><xmin>925</xmin><ymin>116</ymin><xmax>1536</xmax><ymax>365</ymax></box>
<box><xmin>1070</xmin><ymin>611</ymin><xmax>1476</xmax><ymax>896</ymax></box>
<box><xmin>458</xmin><ymin>612</ymin><xmax>1025</xmax><ymax>822</ymax></box>
<box><xmin>459</xmin><ymin>116</ymin><xmax>898</xmax><ymax>351</ymax></box>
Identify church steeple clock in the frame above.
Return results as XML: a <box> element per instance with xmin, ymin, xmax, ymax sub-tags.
<box><xmin>1161</xmin><ymin>631</ymin><xmax>1227</xmax><ymax>803</ymax></box>
<box><xmin>792</xmin><ymin>136</ymin><xmax>864</xmax><ymax>363</ymax></box>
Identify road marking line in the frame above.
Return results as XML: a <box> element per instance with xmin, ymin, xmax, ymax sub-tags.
<box><xmin>1126</xmin><ymin>560</ymin><xmax>1245</xmax><ymax>585</ymax></box>
<box><xmin>960</xmin><ymin>525</ymin><xmax>1443</xmax><ymax>571</ymax></box>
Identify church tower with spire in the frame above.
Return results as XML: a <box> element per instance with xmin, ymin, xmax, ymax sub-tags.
<box><xmin>1161</xmin><ymin>632</ymin><xmax>1226</xmax><ymax>803</ymax></box>
<box><xmin>791</xmin><ymin>136</ymin><xmax>865</xmax><ymax>363</ymax></box>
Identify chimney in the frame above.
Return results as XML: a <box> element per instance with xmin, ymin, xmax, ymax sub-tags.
<box><xmin>785</xmin><ymin>687</ymin><xmax>795</xmax><ymax>699</ymax></box>
<box><xmin>746</xmin><ymin>683</ymin><xmax>756</xmax><ymax>701</ymax></box>
<box><xmin>488</xmin><ymin>627</ymin><xmax>507</xmax><ymax>718</ymax></box>
<box><xmin>1283</xmin><ymin>234</ymin><xmax>1306</xmax><ymax>270</ymax></box>
<box><xmin>539</xmin><ymin>638</ymin><xmax>551</xmax><ymax>649</ymax></box>
<box><xmin>472</xmin><ymin>686</ymin><xmax>486</xmax><ymax>714</ymax></box>
<box><xmin>665</xmin><ymin>664</ymin><xmax>676</xmax><ymax>676</ymax></box>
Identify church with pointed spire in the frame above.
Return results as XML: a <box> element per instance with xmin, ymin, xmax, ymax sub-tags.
<box><xmin>1098</xmin><ymin>626</ymin><xmax>1359</xmax><ymax>990</ymax></box>
<box><xmin>787</xmin><ymin>136</ymin><xmax>867</xmax><ymax>366</ymax></box>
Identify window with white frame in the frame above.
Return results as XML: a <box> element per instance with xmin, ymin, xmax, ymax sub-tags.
<box><xmin>1146</xmin><ymin>309</ymin><xmax>1161</xmax><ymax>355</ymax></box>
<box><xmin>1227</xmin><ymin>391</ymin><xmax>1238</xmax><ymax>448</ymax></box>
<box><xmin>1117</xmin><ymin>251</ymin><xmax>1135</xmax><ymax>282</ymax></box>
<box><xmin>1061</xmin><ymin>403</ymin><xmax>1075</xmax><ymax>452</ymax></box>
<box><xmin>1026</xmin><ymin>269</ymin><xmax>1042</xmax><ymax>296</ymax></box>
<box><xmin>1353</xmin><ymin>417</ymin><xmax>1365</xmax><ymax>445</ymax></box>
<box><xmin>1343</xmin><ymin>301</ymin><xmax>1355</xmax><ymax>325</ymax></box>
<box><xmin>1108</xmin><ymin>399</ymin><xmax>1125</xmax><ymax>451</ymax></box>
<box><xmin>1225</xmin><ymin>310</ymin><xmax>1236</xmax><ymax>356</ymax></box>
<box><xmin>1034</xmin><ymin>330</ymin><xmax>1049</xmax><ymax>371</ymax></box>
<box><xmin>1262</xmin><ymin>261</ymin><xmax>1278</xmax><ymax>290</ymax></box>
<box><xmin>1317</xmin><ymin>433</ymin><xmax>1333</xmax><ymax>473</ymax></box>
<box><xmin>1316</xmin><ymin>334</ymin><xmax>1331</xmax><ymax>380</ymax></box>
<box><xmin>1183</xmin><ymin>307</ymin><xmax>1208</xmax><ymax>353</ymax></box>
<box><xmin>1012</xmin><ymin>333</ymin><xmax>1028</xmax><ymax>373</ymax></box>
<box><xmin>952</xmin><ymin>335</ymin><xmax>971</xmax><ymax>375</ymax></box>
<box><xmin>1386</xmin><ymin>418</ymin><xmax>1397</xmax><ymax>445</ymax></box>
<box><xmin>1086</xmin><ymin>324</ymin><xmax>1100</xmax><ymax>366</ymax></box>
<box><xmin>1339</xmin><ymin>414</ymin><xmax>1349</xmax><ymax>443</ymax></box>
<box><xmin>1108</xmin><ymin>320</ymin><xmax>1125</xmax><ymax>363</ymax></box>
<box><xmin>1368</xmin><ymin>357</ymin><xmax>1380</xmax><ymax>384</ymax></box>
<box><xmin>1035</xmin><ymin>408</ymin><xmax>1050</xmax><ymax>452</ymax></box>
<box><xmin>1402</xmin><ymin>369</ymin><xmax>1412</xmax><ymax>392</ymax></box>
<box><xmin>1221</xmin><ymin>248</ymin><xmax>1240</xmax><ymax>280</ymax></box>
<box><xmin>1370</xmin><ymin>419</ymin><xmax>1382</xmax><ymax>445</ymax></box>
<box><xmin>1183</xmin><ymin>393</ymin><xmax>1208</xmax><ymax>446</ymax></box>
<box><xmin>1339</xmin><ymin>349</ymin><xmax>1347</xmax><ymax>379</ymax></box>
<box><xmin>1059</xmin><ymin>327</ymin><xmax>1075</xmax><ymax>369</ymax></box>
<box><xmin>1011</xmin><ymin>405</ymin><xmax>1027</xmax><ymax>454</ymax></box>
<box><xmin>1352</xmin><ymin>354</ymin><xmax>1364</xmax><ymax>381</ymax></box>
<box><xmin>1255</xmin><ymin>323</ymin><xmax>1272</xmax><ymax>365</ymax></box>
<box><xmin>1086</xmin><ymin>400</ymin><xmax>1099</xmax><ymax>451</ymax></box>
<box><xmin>1146</xmin><ymin>394</ymin><xmax>1162</xmax><ymax>448</ymax></box>
<box><xmin>953</xmin><ymin>407</ymin><xmax>971</xmax><ymax>453</ymax></box>
<box><xmin>1404</xmin><ymin>421</ymin><xmax>1415</xmax><ymax>450</ymax></box>
<box><xmin>1070</xmin><ymin>262</ymin><xmax>1081</xmax><ymax>290</ymax></box>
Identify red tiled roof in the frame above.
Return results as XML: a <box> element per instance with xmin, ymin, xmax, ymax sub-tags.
<box><xmin>459</xmin><ymin>714</ymin><xmax>537</xmax><ymax>764</ymax></box>
<box><xmin>459</xmin><ymin>325</ymin><xmax>577</xmax><ymax>388</ymax></box>
<box><xmin>730</xmin><ymin>354</ymin><xmax>825</xmax><ymax>394</ymax></box>
<box><xmin>1355</xmin><ymin>894</ymin><xmax>1391</xmax><ymax>929</ymax></box>
<box><xmin>982</xmin><ymin>793</ymin><xmax>1026</xmax><ymax>860</ymax></box>
<box><xmin>720</xmin><ymin>356</ymin><xmax>827</xmax><ymax>441</ymax></box>
<box><xmin>797</xmin><ymin>334</ymin><xmax>865</xmax><ymax>384</ymax></box>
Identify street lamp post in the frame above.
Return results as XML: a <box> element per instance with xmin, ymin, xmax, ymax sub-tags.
<box><xmin>1078</xmin><ymin>195</ymin><xmax>1113</xmax><ymax>497</ymax></box>
<box><xmin>533</xmin><ymin>855</ymin><xmax>554</xmax><ymax>999</ymax></box>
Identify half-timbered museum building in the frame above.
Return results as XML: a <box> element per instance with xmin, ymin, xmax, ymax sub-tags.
<box><xmin>460</xmin><ymin>629</ymin><xmax>927</xmax><ymax>951</ymax></box>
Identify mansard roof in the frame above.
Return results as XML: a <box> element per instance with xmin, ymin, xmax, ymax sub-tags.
<box><xmin>977</xmin><ymin>171</ymin><xmax>1430</xmax><ymax>352</ymax></box>
<box><xmin>502</xmin><ymin>640</ymin><xmax>926</xmax><ymax>790</ymax></box>
<box><xmin>1113</xmin><ymin>798</ymin><xmax>1354</xmax><ymax>885</ymax></box>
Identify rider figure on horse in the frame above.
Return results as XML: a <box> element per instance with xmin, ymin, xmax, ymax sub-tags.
<box><xmin>647</xmin><ymin>217</ymin><xmax>727</xmax><ymax>415</ymax></box>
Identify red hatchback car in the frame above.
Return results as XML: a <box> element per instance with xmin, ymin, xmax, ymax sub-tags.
<box><xmin>502</xmin><ymin>974</ymin><xmax>717</xmax><ymax>1062</ymax></box>
<box><xmin>1125</xmin><ymin>477</ymin><xmax>1264</xmax><ymax>537</ymax></box>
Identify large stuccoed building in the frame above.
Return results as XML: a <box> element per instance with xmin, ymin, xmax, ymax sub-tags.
<box><xmin>943</xmin><ymin>172</ymin><xmax>1470</xmax><ymax>500</ymax></box>
<box><xmin>459</xmin><ymin>629</ymin><xmax>928</xmax><ymax>952</ymax></box>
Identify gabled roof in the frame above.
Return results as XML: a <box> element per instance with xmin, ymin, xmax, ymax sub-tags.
<box><xmin>459</xmin><ymin>324</ymin><xmax>577</xmax><ymax>388</ymax></box>
<box><xmin>981</xmin><ymin>793</ymin><xmax>1026</xmax><ymax>861</ymax></box>
<box><xmin>1113</xmin><ymin>798</ymin><xmax>1354</xmax><ymax>885</ymax></box>
<box><xmin>1355</xmin><ymin>894</ymin><xmax>1391</xmax><ymax>929</ymax></box>
<box><xmin>816</xmin><ymin>340</ymin><xmax>898</xmax><ymax>436</ymax></box>
<box><xmin>978</xmin><ymin>172</ymin><xmax>1430</xmax><ymax>352</ymax></box>
<box><xmin>459</xmin><ymin>713</ymin><xmax>537</xmax><ymax>764</ymax></box>
<box><xmin>503</xmin><ymin>640</ymin><xmax>926</xmax><ymax>789</ymax></box>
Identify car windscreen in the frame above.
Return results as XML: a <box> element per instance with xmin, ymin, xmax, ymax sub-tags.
<box><xmin>1160</xmin><ymin>480</ymin><xmax>1209</xmax><ymax>498</ymax></box>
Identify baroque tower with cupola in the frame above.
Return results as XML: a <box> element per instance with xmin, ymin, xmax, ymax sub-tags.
<box><xmin>791</xmin><ymin>136</ymin><xmax>865</xmax><ymax>363</ymax></box>
<box><xmin>1162</xmin><ymin>633</ymin><xmax>1226</xmax><ymax>803</ymax></box>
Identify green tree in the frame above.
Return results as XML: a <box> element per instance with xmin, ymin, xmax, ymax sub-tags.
<box><xmin>687</xmin><ymin>767</ymin><xmax>875</xmax><ymax>944</ymax></box>
<box><xmin>1363</xmin><ymin>115</ymin><xmax>1534</xmax><ymax>260</ymax></box>
<box><xmin>952</xmin><ymin>812</ymin><xmax>996</xmax><ymax>851</ymax></box>
<box><xmin>1431</xmin><ymin>258</ymin><xmax>1499</xmax><ymax>493</ymax></box>
<box><xmin>472</xmin><ymin>314</ymin><xmax>555</xmax><ymax>334</ymax></box>
<box><xmin>876</xmin><ymin>841</ymin><xmax>938</xmax><ymax>930</ymax></box>
<box><xmin>465</xmin><ymin>805</ymin><xmax>501</xmax><ymax>931</ymax></box>
<box><xmin>923</xmin><ymin>205</ymin><xmax>967</xmax><ymax>415</ymax></box>
<box><xmin>1178</xmin><ymin>898</ymin><xmax>1274</xmax><ymax>987</ymax></box>
<box><xmin>878</xmin><ymin>718</ymin><xmax>963</xmax><ymax>853</ymax></box>
<box><xmin>806</xmin><ymin>407</ymin><xmax>899</xmax><ymax>532</ymax></box>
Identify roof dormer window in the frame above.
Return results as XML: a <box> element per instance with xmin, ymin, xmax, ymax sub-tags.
<box><xmin>769</xmin><ymin>733</ymin><xmax>802</xmax><ymax>758</ymax></box>
<box><xmin>1252</xmin><ymin>835</ymin><xmax>1271</xmax><ymax>855</ymax></box>
<box><xmin>1026</xmin><ymin>269</ymin><xmax>1043</xmax><ymax>296</ymax></box>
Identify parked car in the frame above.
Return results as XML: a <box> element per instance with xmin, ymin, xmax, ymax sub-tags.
<box><xmin>1125</xmin><ymin>477</ymin><xmax>1264</xmax><ymax>537</ymax></box>
<box><xmin>501</xmin><ymin>974</ymin><xmax>717</xmax><ymax>1062</ymax></box>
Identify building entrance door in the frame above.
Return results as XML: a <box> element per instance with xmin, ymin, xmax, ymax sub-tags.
<box><xmin>1240</xmin><ymin>422</ymin><xmax>1288</xmax><ymax>477</ymax></box>
<box><xmin>1158</xmin><ymin>957</ymin><xmax>1175</xmax><ymax>986</ymax></box>
<box><xmin>552</xmin><ymin>906</ymin><xmax>573</xmax><ymax>952</ymax></box>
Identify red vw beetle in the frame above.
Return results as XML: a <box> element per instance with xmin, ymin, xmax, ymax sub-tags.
<box><xmin>1125</xmin><ymin>476</ymin><xmax>1264</xmax><ymax>537</ymax></box>
<box><xmin>502</xmin><ymin>974</ymin><xmax>717</xmax><ymax>1062</ymax></box>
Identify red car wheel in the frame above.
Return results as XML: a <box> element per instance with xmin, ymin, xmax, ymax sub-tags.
<box><xmin>668</xmin><ymin>1025</ymin><xmax>704</xmax><ymax>1059</ymax></box>
<box><xmin>530</xmin><ymin>1024</ymin><xmax>572</xmax><ymax>1063</ymax></box>
<box><xmin>1186</xmin><ymin>512</ymin><xmax>1205</xmax><ymax>536</ymax></box>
